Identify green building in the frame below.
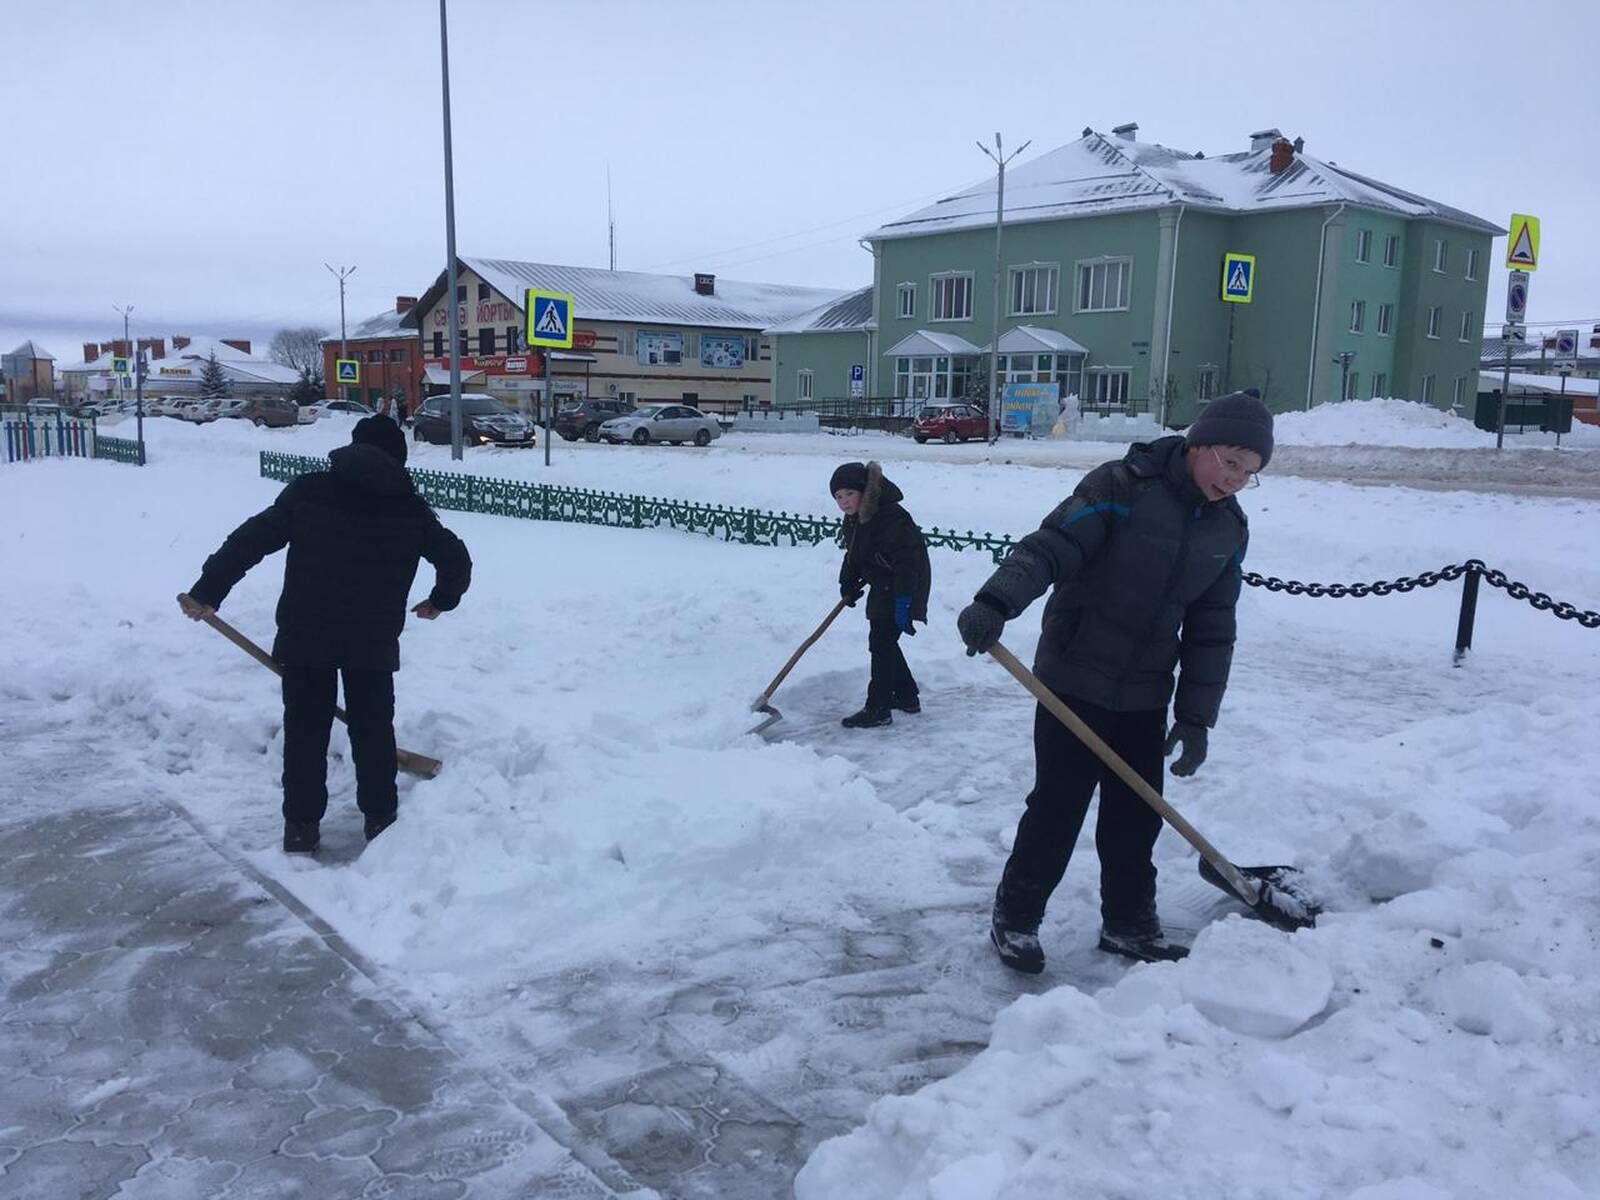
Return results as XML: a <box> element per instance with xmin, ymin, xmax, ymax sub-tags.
<box><xmin>773</xmin><ymin>125</ymin><xmax>1500</xmax><ymax>423</ymax></box>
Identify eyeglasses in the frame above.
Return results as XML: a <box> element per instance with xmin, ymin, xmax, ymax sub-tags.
<box><xmin>1211</xmin><ymin>447</ymin><xmax>1261</xmax><ymax>489</ymax></box>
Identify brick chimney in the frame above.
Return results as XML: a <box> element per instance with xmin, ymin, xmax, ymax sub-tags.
<box><xmin>83</xmin><ymin>342</ymin><xmax>100</xmax><ymax>362</ymax></box>
<box><xmin>396</xmin><ymin>295</ymin><xmax>418</xmax><ymax>314</ymax></box>
<box><xmin>1111</xmin><ymin>122</ymin><xmax>1139</xmax><ymax>141</ymax></box>
<box><xmin>221</xmin><ymin>339</ymin><xmax>251</xmax><ymax>355</ymax></box>
<box><xmin>1269</xmin><ymin>138</ymin><xmax>1296</xmax><ymax>174</ymax></box>
<box><xmin>137</xmin><ymin>337</ymin><xmax>166</xmax><ymax>360</ymax></box>
<box><xmin>172</xmin><ymin>336</ymin><xmax>191</xmax><ymax>350</ymax></box>
<box><xmin>694</xmin><ymin>273</ymin><xmax>716</xmax><ymax>296</ymax></box>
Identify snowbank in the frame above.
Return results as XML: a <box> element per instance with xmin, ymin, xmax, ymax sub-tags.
<box><xmin>1273</xmin><ymin>395</ymin><xmax>1600</xmax><ymax>450</ymax></box>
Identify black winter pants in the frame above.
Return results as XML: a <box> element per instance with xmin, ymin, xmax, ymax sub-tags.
<box><xmin>999</xmin><ymin>693</ymin><xmax>1166</xmax><ymax>928</ymax></box>
<box><xmin>866</xmin><ymin>618</ymin><xmax>918</xmax><ymax>710</ymax></box>
<box><xmin>281</xmin><ymin>666</ymin><xmax>398</xmax><ymax>826</ymax></box>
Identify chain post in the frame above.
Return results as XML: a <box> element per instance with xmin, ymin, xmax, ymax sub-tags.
<box><xmin>1454</xmin><ymin>562</ymin><xmax>1482</xmax><ymax>665</ymax></box>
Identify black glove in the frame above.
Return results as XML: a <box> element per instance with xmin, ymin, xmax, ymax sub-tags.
<box><xmin>956</xmin><ymin>595</ymin><xmax>1007</xmax><ymax>657</ymax></box>
<box><xmin>1164</xmin><ymin>720</ymin><xmax>1209</xmax><ymax>777</ymax></box>
<box><xmin>841</xmin><ymin>582</ymin><xmax>864</xmax><ymax>607</ymax></box>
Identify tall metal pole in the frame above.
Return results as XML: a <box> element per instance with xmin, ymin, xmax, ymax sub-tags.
<box><xmin>325</xmin><ymin>264</ymin><xmax>355</xmax><ymax>403</ymax></box>
<box><xmin>1497</xmin><ymin>330</ymin><xmax>1511</xmax><ymax>449</ymax></box>
<box><xmin>113</xmin><ymin>304</ymin><xmax>133</xmax><ymax>409</ymax></box>
<box><xmin>978</xmin><ymin>133</ymin><xmax>1029</xmax><ymax>442</ymax></box>
<box><xmin>440</xmin><ymin>0</ymin><xmax>464</xmax><ymax>461</ymax></box>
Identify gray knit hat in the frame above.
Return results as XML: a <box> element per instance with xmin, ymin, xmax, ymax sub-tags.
<box><xmin>1186</xmin><ymin>389</ymin><xmax>1273</xmax><ymax>469</ymax></box>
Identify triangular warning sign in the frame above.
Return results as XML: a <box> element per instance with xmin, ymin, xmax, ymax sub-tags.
<box><xmin>1507</xmin><ymin>223</ymin><xmax>1536</xmax><ymax>268</ymax></box>
<box><xmin>1227</xmin><ymin>263</ymin><xmax>1249</xmax><ymax>293</ymax></box>
<box><xmin>536</xmin><ymin>301</ymin><xmax>566</xmax><ymax>337</ymax></box>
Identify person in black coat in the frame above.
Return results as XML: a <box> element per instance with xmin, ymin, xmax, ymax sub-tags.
<box><xmin>179</xmin><ymin>417</ymin><xmax>471</xmax><ymax>853</ymax></box>
<box><xmin>957</xmin><ymin>390</ymin><xmax>1273</xmax><ymax>971</ymax></box>
<box><xmin>833</xmin><ymin>460</ymin><xmax>931</xmax><ymax>729</ymax></box>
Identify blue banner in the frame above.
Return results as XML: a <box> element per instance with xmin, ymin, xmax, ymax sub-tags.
<box><xmin>1001</xmin><ymin>382</ymin><xmax>1058</xmax><ymax>433</ymax></box>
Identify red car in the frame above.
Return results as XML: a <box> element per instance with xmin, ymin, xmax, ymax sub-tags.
<box><xmin>912</xmin><ymin>403</ymin><xmax>989</xmax><ymax>444</ymax></box>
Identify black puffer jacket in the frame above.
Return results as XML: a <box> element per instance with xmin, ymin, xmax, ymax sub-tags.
<box><xmin>974</xmin><ymin>436</ymin><xmax>1247</xmax><ymax>726</ymax></box>
<box><xmin>189</xmin><ymin>444</ymin><xmax>472</xmax><ymax>670</ymax></box>
<box><xmin>838</xmin><ymin>461</ymin><xmax>931</xmax><ymax>625</ymax></box>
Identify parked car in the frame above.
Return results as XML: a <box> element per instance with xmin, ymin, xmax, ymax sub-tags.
<box><xmin>912</xmin><ymin>403</ymin><xmax>989</xmax><ymax>444</ymax></box>
<box><xmin>411</xmin><ymin>393</ymin><xmax>535</xmax><ymax>446</ymax></box>
<box><xmin>597</xmin><ymin>404</ymin><xmax>722</xmax><ymax>446</ymax></box>
<box><xmin>321</xmin><ymin>399</ymin><xmax>375</xmax><ymax>415</ymax></box>
<box><xmin>169</xmin><ymin>398</ymin><xmax>215</xmax><ymax>423</ymax></box>
<box><xmin>553</xmin><ymin>398</ymin><xmax>635</xmax><ymax>442</ymax></box>
<box><xmin>238</xmin><ymin>395</ymin><xmax>300</xmax><ymax>428</ymax></box>
<box><xmin>295</xmin><ymin>403</ymin><xmax>322</xmax><ymax>424</ymax></box>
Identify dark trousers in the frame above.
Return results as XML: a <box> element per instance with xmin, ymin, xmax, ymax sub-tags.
<box><xmin>866</xmin><ymin>618</ymin><xmax>918</xmax><ymax>710</ymax></box>
<box><xmin>281</xmin><ymin>666</ymin><xmax>398</xmax><ymax>826</ymax></box>
<box><xmin>998</xmin><ymin>693</ymin><xmax>1165</xmax><ymax>928</ymax></box>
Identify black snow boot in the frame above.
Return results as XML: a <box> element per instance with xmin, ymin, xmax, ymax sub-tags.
<box><xmin>1098</xmin><ymin>903</ymin><xmax>1189</xmax><ymax>963</ymax></box>
<box><xmin>990</xmin><ymin>891</ymin><xmax>1045</xmax><ymax>975</ymax></box>
<box><xmin>841</xmin><ymin>707</ymin><xmax>893</xmax><ymax>729</ymax></box>
<box><xmin>891</xmin><ymin>695</ymin><xmax>921</xmax><ymax>714</ymax></box>
<box><xmin>363</xmin><ymin>811</ymin><xmax>397</xmax><ymax>842</ymax></box>
<box><xmin>283</xmin><ymin>820</ymin><xmax>321</xmax><ymax>854</ymax></box>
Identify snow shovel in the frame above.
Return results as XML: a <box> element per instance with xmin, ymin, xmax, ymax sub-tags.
<box><xmin>749</xmin><ymin>597</ymin><xmax>851</xmax><ymax>735</ymax></box>
<box><xmin>179</xmin><ymin>594</ymin><xmax>444</xmax><ymax>779</ymax></box>
<box><xmin>987</xmin><ymin>642</ymin><xmax>1317</xmax><ymax>932</ymax></box>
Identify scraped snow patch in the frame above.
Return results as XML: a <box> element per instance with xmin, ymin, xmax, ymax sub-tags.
<box><xmin>1178</xmin><ymin>920</ymin><xmax>1332</xmax><ymax>1038</ymax></box>
<box><xmin>1424</xmin><ymin>961</ymin><xmax>1552</xmax><ymax>1044</ymax></box>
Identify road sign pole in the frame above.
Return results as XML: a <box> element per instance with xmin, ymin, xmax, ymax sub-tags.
<box><xmin>1497</xmin><ymin>331</ymin><xmax>1511</xmax><ymax>450</ymax></box>
<box><xmin>543</xmin><ymin>353</ymin><xmax>552</xmax><ymax>467</ymax></box>
<box><xmin>1224</xmin><ymin>303</ymin><xmax>1236</xmax><ymax>395</ymax></box>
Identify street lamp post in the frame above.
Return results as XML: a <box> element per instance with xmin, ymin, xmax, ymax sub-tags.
<box><xmin>325</xmin><ymin>264</ymin><xmax>355</xmax><ymax>403</ymax></box>
<box><xmin>977</xmin><ymin>132</ymin><xmax>1029</xmax><ymax>443</ymax></box>
<box><xmin>113</xmin><ymin>303</ymin><xmax>133</xmax><ymax>408</ymax></box>
<box><xmin>440</xmin><ymin>0</ymin><xmax>464</xmax><ymax>461</ymax></box>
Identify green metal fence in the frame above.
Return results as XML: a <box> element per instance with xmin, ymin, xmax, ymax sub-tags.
<box><xmin>94</xmin><ymin>435</ymin><xmax>145</xmax><ymax>465</ymax></box>
<box><xmin>260</xmin><ymin>451</ymin><xmax>1017</xmax><ymax>563</ymax></box>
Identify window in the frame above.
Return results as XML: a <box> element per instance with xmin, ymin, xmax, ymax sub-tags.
<box><xmin>1355</xmin><ymin>229</ymin><xmax>1372</xmax><ymax>263</ymax></box>
<box><xmin>797</xmin><ymin>369</ymin><xmax>813</xmax><ymax>401</ymax></box>
<box><xmin>455</xmin><ymin>285</ymin><xmax>466</xmax><ymax>302</ymax></box>
<box><xmin>1450</xmin><ymin>376</ymin><xmax>1465</xmax><ymax>409</ymax></box>
<box><xmin>1459</xmin><ymin>311</ymin><xmax>1474</xmax><ymax>342</ymax></box>
<box><xmin>1076</xmin><ymin>258</ymin><xmax>1132</xmax><ymax>312</ymax></box>
<box><xmin>432</xmin><ymin>332</ymin><xmax>444</xmax><ymax>357</ymax></box>
<box><xmin>1433</xmin><ymin>239</ymin><xmax>1448</xmax><ymax>273</ymax></box>
<box><xmin>1197</xmin><ymin>367</ymin><xmax>1216</xmax><ymax>401</ymax></box>
<box><xmin>618</xmin><ymin>390</ymin><xmax>637</xmax><ymax>406</ymax></box>
<box><xmin>456</xmin><ymin>332</ymin><xmax>468</xmax><ymax>358</ymax></box>
<box><xmin>1009</xmin><ymin>263</ymin><xmax>1059</xmax><ymax>316</ymax></box>
<box><xmin>1383</xmin><ymin>234</ymin><xmax>1400</xmax><ymax>268</ymax></box>
<box><xmin>742</xmin><ymin>392</ymin><xmax>758</xmax><ymax>407</ymax></box>
<box><xmin>477</xmin><ymin>328</ymin><xmax>495</xmax><ymax>356</ymax></box>
<box><xmin>388</xmin><ymin>348</ymin><xmax>406</xmax><ymax>363</ymax></box>
<box><xmin>930</xmin><ymin>273</ymin><xmax>973</xmax><ymax>321</ymax></box>
<box><xmin>1426</xmin><ymin>306</ymin><xmax>1441</xmax><ymax>339</ymax></box>
<box><xmin>1349</xmin><ymin>300</ymin><xmax>1366</xmax><ymax>333</ymax></box>
<box><xmin>1058</xmin><ymin>354</ymin><xmax>1084</xmax><ymax>401</ymax></box>
<box><xmin>1344</xmin><ymin>371</ymin><xmax>1360</xmax><ymax>401</ymax></box>
<box><xmin>1085</xmin><ymin>369</ymin><xmax>1131</xmax><ymax>407</ymax></box>
<box><xmin>505</xmin><ymin>326</ymin><xmax>521</xmax><ymax>354</ymax></box>
<box><xmin>1377</xmin><ymin>303</ymin><xmax>1394</xmax><ymax>336</ymax></box>
<box><xmin>477</xmin><ymin>282</ymin><xmax>490</xmax><ymax>302</ymax></box>
<box><xmin>744</xmin><ymin>336</ymin><xmax>762</xmax><ymax>362</ymax></box>
<box><xmin>897</xmin><ymin>283</ymin><xmax>915</xmax><ymax>319</ymax></box>
<box><xmin>1372</xmin><ymin>372</ymin><xmax>1388</xmax><ymax>398</ymax></box>
<box><xmin>1465</xmin><ymin>247</ymin><xmax>1479</xmax><ymax>281</ymax></box>
<box><xmin>617</xmin><ymin>329</ymin><xmax>634</xmax><ymax>357</ymax></box>
<box><xmin>1420</xmin><ymin>374</ymin><xmax>1436</xmax><ymax>405</ymax></box>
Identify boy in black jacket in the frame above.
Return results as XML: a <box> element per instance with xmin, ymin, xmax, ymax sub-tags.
<box><xmin>180</xmin><ymin>417</ymin><xmax>471</xmax><ymax>852</ymax></box>
<box><xmin>957</xmin><ymin>391</ymin><xmax>1272</xmax><ymax>969</ymax></box>
<box><xmin>833</xmin><ymin>461</ymin><xmax>931</xmax><ymax>728</ymax></box>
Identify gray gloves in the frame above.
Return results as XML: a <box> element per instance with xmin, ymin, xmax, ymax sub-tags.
<box><xmin>1164</xmin><ymin>721</ymin><xmax>1208</xmax><ymax>777</ymax></box>
<box><xmin>957</xmin><ymin>595</ymin><xmax>1008</xmax><ymax>657</ymax></box>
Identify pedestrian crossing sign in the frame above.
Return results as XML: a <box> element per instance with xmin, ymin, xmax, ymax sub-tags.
<box><xmin>1505</xmin><ymin>213</ymin><xmax>1540</xmax><ymax>271</ymax></box>
<box><xmin>1221</xmin><ymin>253</ymin><xmax>1255</xmax><ymax>303</ymax></box>
<box><xmin>525</xmin><ymin>288</ymin><xmax>576</xmax><ymax>349</ymax></box>
<box><xmin>335</xmin><ymin>359</ymin><xmax>360</xmax><ymax>385</ymax></box>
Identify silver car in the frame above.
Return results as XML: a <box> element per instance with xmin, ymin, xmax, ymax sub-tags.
<box><xmin>599</xmin><ymin>404</ymin><xmax>722</xmax><ymax>446</ymax></box>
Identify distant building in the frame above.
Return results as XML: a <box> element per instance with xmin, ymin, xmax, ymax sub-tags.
<box><xmin>58</xmin><ymin>337</ymin><xmax>296</xmax><ymax>402</ymax></box>
<box><xmin>1</xmin><ymin>341</ymin><xmax>55</xmax><ymax>403</ymax></box>
<box><xmin>403</xmin><ymin>258</ymin><xmax>843</xmax><ymax>415</ymax></box>
<box><xmin>320</xmin><ymin>296</ymin><xmax>424</xmax><ymax>411</ymax></box>
<box><xmin>1479</xmin><ymin>325</ymin><xmax>1600</xmax><ymax>382</ymax></box>
<box><xmin>764</xmin><ymin>287</ymin><xmax>875</xmax><ymax>407</ymax></box>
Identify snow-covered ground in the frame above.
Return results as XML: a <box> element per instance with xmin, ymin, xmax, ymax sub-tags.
<box><xmin>5</xmin><ymin>405</ymin><xmax>1599</xmax><ymax>1197</ymax></box>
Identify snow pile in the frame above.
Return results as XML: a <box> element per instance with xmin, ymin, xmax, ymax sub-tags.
<box><xmin>1274</xmin><ymin>396</ymin><xmax>1600</xmax><ymax>449</ymax></box>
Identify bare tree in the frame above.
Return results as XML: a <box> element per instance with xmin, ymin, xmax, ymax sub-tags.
<box><xmin>269</xmin><ymin>326</ymin><xmax>330</xmax><ymax>376</ymax></box>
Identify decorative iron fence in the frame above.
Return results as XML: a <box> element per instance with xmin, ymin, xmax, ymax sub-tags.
<box><xmin>2</xmin><ymin>411</ymin><xmax>96</xmax><ymax>463</ymax></box>
<box><xmin>94</xmin><ymin>435</ymin><xmax>145</xmax><ymax>466</ymax></box>
<box><xmin>259</xmin><ymin>451</ymin><xmax>1019</xmax><ymax>563</ymax></box>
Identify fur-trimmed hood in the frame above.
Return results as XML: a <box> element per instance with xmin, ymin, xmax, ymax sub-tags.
<box><xmin>858</xmin><ymin>461</ymin><xmax>905</xmax><ymax>523</ymax></box>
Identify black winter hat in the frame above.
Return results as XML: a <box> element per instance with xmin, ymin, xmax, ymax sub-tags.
<box><xmin>829</xmin><ymin>461</ymin><xmax>869</xmax><ymax>495</ymax></box>
<box><xmin>352</xmin><ymin>415</ymin><xmax>408</xmax><ymax>465</ymax></box>
<box><xmin>1186</xmin><ymin>390</ymin><xmax>1274</xmax><ymax>469</ymax></box>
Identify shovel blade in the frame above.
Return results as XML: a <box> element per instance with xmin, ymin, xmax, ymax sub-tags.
<box><xmin>1198</xmin><ymin>857</ymin><xmax>1319</xmax><ymax>931</ymax></box>
<box><xmin>747</xmin><ymin>704</ymin><xmax>782</xmax><ymax>737</ymax></box>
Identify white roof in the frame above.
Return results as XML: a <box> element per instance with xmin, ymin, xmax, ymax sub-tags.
<box><xmin>982</xmin><ymin>325</ymin><xmax>1089</xmax><ymax>356</ymax></box>
<box><xmin>325</xmin><ymin>308</ymin><xmax>419</xmax><ymax>344</ymax></box>
<box><xmin>883</xmin><ymin>330</ymin><xmax>985</xmax><ymax>358</ymax></box>
<box><xmin>1480</xmin><ymin>370</ymin><xmax>1599</xmax><ymax>397</ymax></box>
<box><xmin>870</xmin><ymin>130</ymin><xmax>1502</xmax><ymax>241</ymax></box>
<box><xmin>220</xmin><ymin>360</ymin><xmax>300</xmax><ymax>385</ymax></box>
<box><xmin>6</xmin><ymin>340</ymin><xmax>54</xmax><ymax>361</ymax></box>
<box><xmin>427</xmin><ymin>257</ymin><xmax>845</xmax><ymax>332</ymax></box>
<box><xmin>763</xmin><ymin>285</ymin><xmax>875</xmax><ymax>335</ymax></box>
<box><xmin>423</xmin><ymin>365</ymin><xmax>486</xmax><ymax>385</ymax></box>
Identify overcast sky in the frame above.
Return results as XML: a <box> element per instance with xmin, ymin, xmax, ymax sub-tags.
<box><xmin>5</xmin><ymin>0</ymin><xmax>1598</xmax><ymax>364</ymax></box>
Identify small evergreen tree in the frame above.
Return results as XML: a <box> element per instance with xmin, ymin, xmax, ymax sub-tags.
<box><xmin>199</xmin><ymin>352</ymin><xmax>230</xmax><ymax>398</ymax></box>
<box><xmin>289</xmin><ymin>366</ymin><xmax>324</xmax><ymax>406</ymax></box>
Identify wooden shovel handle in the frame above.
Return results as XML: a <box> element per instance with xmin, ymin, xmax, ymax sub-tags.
<box><xmin>987</xmin><ymin>642</ymin><xmax>1258</xmax><ymax>902</ymax></box>
<box><xmin>754</xmin><ymin>597</ymin><xmax>850</xmax><ymax>710</ymax></box>
<box><xmin>179</xmin><ymin>594</ymin><xmax>443</xmax><ymax>779</ymax></box>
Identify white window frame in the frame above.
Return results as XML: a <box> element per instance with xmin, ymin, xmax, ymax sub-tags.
<box><xmin>1465</xmin><ymin>247</ymin><xmax>1479</xmax><ymax>281</ymax></box>
<box><xmin>1344</xmin><ymin>370</ymin><xmax>1360</xmax><ymax>401</ymax></box>
<box><xmin>1383</xmin><ymin>234</ymin><xmax>1400</xmax><ymax>268</ymax></box>
<box><xmin>1196</xmin><ymin>365</ymin><xmax>1218</xmax><ymax>401</ymax></box>
<box><xmin>1433</xmin><ymin>239</ymin><xmax>1448</xmax><ymax>274</ymax></box>
<box><xmin>1377</xmin><ymin>303</ymin><xmax>1394</xmax><ymax>336</ymax></box>
<box><xmin>1450</xmin><ymin>376</ymin><xmax>1465</xmax><ymax>409</ymax></box>
<box><xmin>1085</xmin><ymin>367</ymin><xmax>1131</xmax><ymax>407</ymax></box>
<box><xmin>1349</xmin><ymin>300</ymin><xmax>1366</xmax><ymax>334</ymax></box>
<box><xmin>897</xmin><ymin>282</ymin><xmax>915</xmax><ymax>319</ymax></box>
<box><xmin>1355</xmin><ymin>229</ymin><xmax>1372</xmax><ymax>263</ymax></box>
<box><xmin>1075</xmin><ymin>257</ymin><xmax>1132</xmax><ymax>314</ymax></box>
<box><xmin>1426</xmin><ymin>306</ymin><xmax>1441</xmax><ymax>339</ymax></box>
<box><xmin>796</xmin><ymin>369</ymin><xmax>813</xmax><ymax>401</ymax></box>
<box><xmin>929</xmin><ymin>272</ymin><xmax>973</xmax><ymax>322</ymax></box>
<box><xmin>1459</xmin><ymin>310</ymin><xmax>1474</xmax><ymax>342</ymax></box>
<box><xmin>617</xmin><ymin>329</ymin><xmax>634</xmax><ymax>357</ymax></box>
<box><xmin>1372</xmin><ymin>372</ymin><xmax>1388</xmax><ymax>398</ymax></box>
<box><xmin>1420</xmin><ymin>374</ymin><xmax>1436</xmax><ymax>405</ymax></box>
<box><xmin>1008</xmin><ymin>262</ymin><xmax>1059</xmax><ymax>316</ymax></box>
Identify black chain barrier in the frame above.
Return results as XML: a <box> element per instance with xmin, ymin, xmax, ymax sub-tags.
<box><xmin>1242</xmin><ymin>558</ymin><xmax>1600</xmax><ymax>662</ymax></box>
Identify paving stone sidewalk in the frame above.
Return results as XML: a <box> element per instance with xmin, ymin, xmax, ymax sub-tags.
<box><xmin>0</xmin><ymin>792</ymin><xmax>639</xmax><ymax>1199</ymax></box>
